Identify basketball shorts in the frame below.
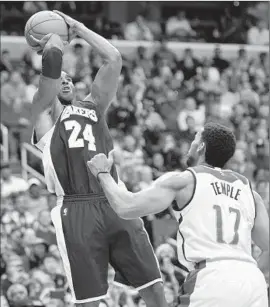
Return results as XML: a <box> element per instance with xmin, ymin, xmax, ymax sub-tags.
<box><xmin>50</xmin><ymin>194</ymin><xmax>162</xmax><ymax>304</ymax></box>
<box><xmin>179</xmin><ymin>259</ymin><xmax>268</xmax><ymax>307</ymax></box>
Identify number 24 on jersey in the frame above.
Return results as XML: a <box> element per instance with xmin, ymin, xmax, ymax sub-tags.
<box><xmin>64</xmin><ymin>120</ymin><xmax>96</xmax><ymax>151</ymax></box>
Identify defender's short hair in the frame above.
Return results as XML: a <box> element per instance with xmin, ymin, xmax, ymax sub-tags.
<box><xmin>202</xmin><ymin>122</ymin><xmax>236</xmax><ymax>168</ymax></box>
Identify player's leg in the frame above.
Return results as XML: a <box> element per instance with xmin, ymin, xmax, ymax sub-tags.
<box><xmin>50</xmin><ymin>198</ymin><xmax>109</xmax><ymax>306</ymax></box>
<box><xmin>246</xmin><ymin>266</ymin><xmax>268</xmax><ymax>307</ymax></box>
<box><xmin>179</xmin><ymin>261</ymin><xmax>269</xmax><ymax>307</ymax></box>
<box><xmin>108</xmin><ymin>215</ymin><xmax>167</xmax><ymax>307</ymax></box>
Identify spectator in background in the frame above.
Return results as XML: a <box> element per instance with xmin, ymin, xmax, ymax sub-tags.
<box><xmin>252</xmin><ymin>139</ymin><xmax>269</xmax><ymax>176</ymax></box>
<box><xmin>178</xmin><ymin>48</ymin><xmax>200</xmax><ymax>80</ymax></box>
<box><xmin>64</xmin><ymin>43</ymin><xmax>91</xmax><ymax>83</ymax></box>
<box><xmin>23</xmin><ymin>1</ymin><xmax>48</xmax><ymax>14</ymax></box>
<box><xmin>1</xmin><ymin>163</ymin><xmax>28</xmax><ymax>199</ymax></box>
<box><xmin>1</xmin><ymin>70</ymin><xmax>10</xmax><ymax>85</ymax></box>
<box><xmin>236</xmin><ymin>48</ymin><xmax>249</xmax><ymax>71</ymax></box>
<box><xmin>145</xmin><ymin>17</ymin><xmax>162</xmax><ymax>41</ymax></box>
<box><xmin>153</xmin><ymin>40</ymin><xmax>177</xmax><ymax>67</ymax></box>
<box><xmin>6</xmin><ymin>283</ymin><xmax>31</xmax><ymax>307</ymax></box>
<box><xmin>25</xmin><ymin>74</ymin><xmax>39</xmax><ymax>103</ymax></box>
<box><xmin>143</xmin><ymin>111</ymin><xmax>166</xmax><ymax>157</ymax></box>
<box><xmin>124</xmin><ymin>14</ymin><xmax>154</xmax><ymax>41</ymax></box>
<box><xmin>2</xmin><ymin>192</ymin><xmax>35</xmax><ymax>234</ymax></box>
<box><xmin>134</xmin><ymin>46</ymin><xmax>153</xmax><ymax>78</ymax></box>
<box><xmin>247</xmin><ymin>20</ymin><xmax>269</xmax><ymax>45</ymax></box>
<box><xmin>34</xmin><ymin>210</ymin><xmax>57</xmax><ymax>246</ymax></box>
<box><xmin>75</xmin><ymin>82</ymin><xmax>88</xmax><ymax>101</ymax></box>
<box><xmin>200</xmin><ymin>57</ymin><xmax>220</xmax><ymax>84</ymax></box>
<box><xmin>27</xmin><ymin>178</ymin><xmax>48</xmax><ymax>218</ymax></box>
<box><xmin>212</xmin><ymin>46</ymin><xmax>229</xmax><ymax>72</ymax></box>
<box><xmin>257</xmin><ymin>180</ymin><xmax>269</xmax><ymax>212</ymax></box>
<box><xmin>151</xmin><ymin>153</ymin><xmax>166</xmax><ymax>179</ymax></box>
<box><xmin>53</xmin><ymin>1</ymin><xmax>76</xmax><ymax>14</ymax></box>
<box><xmin>155</xmin><ymin>244</ymin><xmax>182</xmax><ymax>301</ymax></box>
<box><xmin>107</xmin><ymin>96</ymin><xmax>137</xmax><ymax>132</ymax></box>
<box><xmin>162</xmin><ymin>134</ymin><xmax>181</xmax><ymax>171</ymax></box>
<box><xmin>0</xmin><ymin>50</ymin><xmax>13</xmax><ymax>73</ymax></box>
<box><xmin>177</xmin><ymin>96</ymin><xmax>204</xmax><ymax>132</ymax></box>
<box><xmin>26</xmin><ymin>237</ymin><xmax>49</xmax><ymax>270</ymax></box>
<box><xmin>1</xmin><ymin>71</ymin><xmax>30</xmax><ymax>111</ymax></box>
<box><xmin>166</xmin><ymin>11</ymin><xmax>196</xmax><ymax>41</ymax></box>
<box><xmin>178</xmin><ymin>116</ymin><xmax>197</xmax><ymax>143</ymax></box>
<box><xmin>121</xmin><ymin>135</ymin><xmax>144</xmax><ymax>172</ymax></box>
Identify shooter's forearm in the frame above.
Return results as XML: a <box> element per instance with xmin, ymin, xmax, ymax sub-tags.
<box><xmin>75</xmin><ymin>23</ymin><xmax>120</xmax><ymax>61</ymax></box>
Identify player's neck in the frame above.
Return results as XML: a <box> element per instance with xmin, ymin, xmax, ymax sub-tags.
<box><xmin>201</xmin><ymin>162</ymin><xmax>223</xmax><ymax>170</ymax></box>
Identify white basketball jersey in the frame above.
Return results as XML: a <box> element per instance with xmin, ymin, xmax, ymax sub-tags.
<box><xmin>172</xmin><ymin>165</ymin><xmax>257</xmax><ymax>271</ymax></box>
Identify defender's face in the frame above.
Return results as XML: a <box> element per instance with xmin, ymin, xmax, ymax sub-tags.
<box><xmin>58</xmin><ymin>72</ymin><xmax>75</xmax><ymax>104</ymax></box>
<box><xmin>186</xmin><ymin>129</ymin><xmax>204</xmax><ymax>167</ymax></box>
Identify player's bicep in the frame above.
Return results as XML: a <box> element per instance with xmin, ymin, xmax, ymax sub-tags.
<box><xmin>31</xmin><ymin>90</ymin><xmax>55</xmax><ymax>141</ymax></box>
<box><xmin>85</xmin><ymin>53</ymin><xmax>122</xmax><ymax>114</ymax></box>
<box><xmin>252</xmin><ymin>191</ymin><xmax>269</xmax><ymax>252</ymax></box>
<box><xmin>121</xmin><ymin>172</ymin><xmax>188</xmax><ymax>219</ymax></box>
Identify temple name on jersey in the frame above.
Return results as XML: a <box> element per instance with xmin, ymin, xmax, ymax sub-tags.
<box><xmin>60</xmin><ymin>106</ymin><xmax>98</xmax><ymax>122</ymax></box>
<box><xmin>211</xmin><ymin>181</ymin><xmax>241</xmax><ymax>200</ymax></box>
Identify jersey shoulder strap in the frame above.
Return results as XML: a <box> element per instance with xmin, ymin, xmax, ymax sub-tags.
<box><xmin>191</xmin><ymin>165</ymin><xmax>249</xmax><ymax>185</ymax></box>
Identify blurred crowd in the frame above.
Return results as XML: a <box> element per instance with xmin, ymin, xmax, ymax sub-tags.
<box><xmin>1</xmin><ymin>5</ymin><xmax>270</xmax><ymax>306</ymax></box>
<box><xmin>1</xmin><ymin>1</ymin><xmax>269</xmax><ymax>44</ymax></box>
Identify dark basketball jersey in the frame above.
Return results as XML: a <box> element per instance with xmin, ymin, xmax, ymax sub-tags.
<box><xmin>33</xmin><ymin>100</ymin><xmax>118</xmax><ymax>196</ymax></box>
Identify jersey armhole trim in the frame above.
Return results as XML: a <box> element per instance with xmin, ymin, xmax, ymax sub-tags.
<box><xmin>176</xmin><ymin>168</ymin><xmax>196</xmax><ymax>212</ymax></box>
<box><xmin>248</xmin><ymin>180</ymin><xmax>256</xmax><ymax>219</ymax></box>
<box><xmin>31</xmin><ymin>129</ymin><xmax>43</xmax><ymax>152</ymax></box>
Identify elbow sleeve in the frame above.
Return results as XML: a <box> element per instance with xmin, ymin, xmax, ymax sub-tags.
<box><xmin>42</xmin><ymin>47</ymin><xmax>63</xmax><ymax>79</ymax></box>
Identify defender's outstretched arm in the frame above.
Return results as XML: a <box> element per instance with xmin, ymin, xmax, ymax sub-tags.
<box><xmin>87</xmin><ymin>152</ymin><xmax>190</xmax><ymax>219</ymax></box>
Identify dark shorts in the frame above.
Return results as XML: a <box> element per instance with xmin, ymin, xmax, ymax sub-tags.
<box><xmin>51</xmin><ymin>194</ymin><xmax>162</xmax><ymax>303</ymax></box>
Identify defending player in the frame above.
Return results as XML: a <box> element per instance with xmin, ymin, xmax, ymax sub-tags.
<box><xmin>30</xmin><ymin>10</ymin><xmax>167</xmax><ymax>307</ymax></box>
<box><xmin>88</xmin><ymin>122</ymin><xmax>269</xmax><ymax>307</ymax></box>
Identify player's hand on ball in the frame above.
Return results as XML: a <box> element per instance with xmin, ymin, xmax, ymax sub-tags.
<box><xmin>30</xmin><ymin>33</ymin><xmax>67</xmax><ymax>55</ymax></box>
<box><xmin>53</xmin><ymin>10</ymin><xmax>82</xmax><ymax>42</ymax></box>
<box><xmin>87</xmin><ymin>150</ymin><xmax>115</xmax><ymax>178</ymax></box>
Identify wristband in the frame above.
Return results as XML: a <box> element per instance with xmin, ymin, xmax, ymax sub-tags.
<box><xmin>97</xmin><ymin>171</ymin><xmax>109</xmax><ymax>182</ymax></box>
<box><xmin>42</xmin><ymin>47</ymin><xmax>63</xmax><ymax>79</ymax></box>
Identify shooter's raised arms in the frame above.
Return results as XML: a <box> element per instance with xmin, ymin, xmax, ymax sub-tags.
<box><xmin>54</xmin><ymin>10</ymin><xmax>122</xmax><ymax>114</ymax></box>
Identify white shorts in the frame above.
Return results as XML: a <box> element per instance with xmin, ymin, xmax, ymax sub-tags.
<box><xmin>180</xmin><ymin>260</ymin><xmax>268</xmax><ymax>307</ymax></box>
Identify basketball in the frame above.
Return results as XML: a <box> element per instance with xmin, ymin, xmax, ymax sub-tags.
<box><xmin>24</xmin><ymin>11</ymin><xmax>69</xmax><ymax>49</ymax></box>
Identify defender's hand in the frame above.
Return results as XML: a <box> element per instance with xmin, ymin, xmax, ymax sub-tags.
<box><xmin>87</xmin><ymin>150</ymin><xmax>115</xmax><ymax>178</ymax></box>
<box><xmin>30</xmin><ymin>33</ymin><xmax>67</xmax><ymax>55</ymax></box>
<box><xmin>53</xmin><ymin>10</ymin><xmax>82</xmax><ymax>42</ymax></box>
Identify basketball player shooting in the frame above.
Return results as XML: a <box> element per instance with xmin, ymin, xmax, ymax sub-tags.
<box><xmin>30</xmin><ymin>10</ymin><xmax>167</xmax><ymax>307</ymax></box>
<box><xmin>88</xmin><ymin>123</ymin><xmax>269</xmax><ymax>307</ymax></box>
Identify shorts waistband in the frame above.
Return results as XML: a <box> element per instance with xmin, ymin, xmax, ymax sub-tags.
<box><xmin>59</xmin><ymin>193</ymin><xmax>107</xmax><ymax>203</ymax></box>
<box><xmin>194</xmin><ymin>258</ymin><xmax>256</xmax><ymax>270</ymax></box>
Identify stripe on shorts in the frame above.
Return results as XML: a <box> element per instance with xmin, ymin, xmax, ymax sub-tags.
<box><xmin>50</xmin><ymin>202</ymin><xmax>76</xmax><ymax>301</ymax></box>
